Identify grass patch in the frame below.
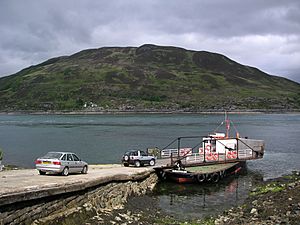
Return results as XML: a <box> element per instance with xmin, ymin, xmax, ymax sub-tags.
<box><xmin>250</xmin><ymin>182</ymin><xmax>285</xmax><ymax>196</ymax></box>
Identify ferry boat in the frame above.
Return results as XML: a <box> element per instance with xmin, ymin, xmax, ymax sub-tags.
<box><xmin>154</xmin><ymin>114</ymin><xmax>265</xmax><ymax>183</ymax></box>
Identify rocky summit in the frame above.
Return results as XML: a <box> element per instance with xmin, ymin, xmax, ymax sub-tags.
<box><xmin>0</xmin><ymin>44</ymin><xmax>299</xmax><ymax>111</ymax></box>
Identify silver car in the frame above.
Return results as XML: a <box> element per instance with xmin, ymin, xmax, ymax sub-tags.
<box><xmin>35</xmin><ymin>152</ymin><xmax>88</xmax><ymax>176</ymax></box>
<box><xmin>122</xmin><ymin>150</ymin><xmax>156</xmax><ymax>167</ymax></box>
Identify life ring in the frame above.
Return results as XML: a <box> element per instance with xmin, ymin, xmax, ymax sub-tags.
<box><xmin>206</xmin><ymin>153</ymin><xmax>218</xmax><ymax>161</ymax></box>
<box><xmin>206</xmin><ymin>173</ymin><xmax>212</xmax><ymax>182</ymax></box>
<box><xmin>206</xmin><ymin>153</ymin><xmax>213</xmax><ymax>161</ymax></box>
<box><xmin>205</xmin><ymin>144</ymin><xmax>211</xmax><ymax>151</ymax></box>
<box><xmin>211</xmin><ymin>172</ymin><xmax>220</xmax><ymax>183</ymax></box>
<box><xmin>212</xmin><ymin>153</ymin><xmax>218</xmax><ymax>161</ymax></box>
<box><xmin>197</xmin><ymin>174</ymin><xmax>206</xmax><ymax>183</ymax></box>
<box><xmin>227</xmin><ymin>151</ymin><xmax>233</xmax><ymax>159</ymax></box>
<box><xmin>199</xmin><ymin>147</ymin><xmax>204</xmax><ymax>154</ymax></box>
<box><xmin>232</xmin><ymin>151</ymin><xmax>237</xmax><ymax>159</ymax></box>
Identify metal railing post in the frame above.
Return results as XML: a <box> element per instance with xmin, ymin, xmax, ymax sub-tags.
<box><xmin>236</xmin><ymin>138</ymin><xmax>239</xmax><ymax>160</ymax></box>
<box><xmin>203</xmin><ymin>146</ymin><xmax>206</xmax><ymax>163</ymax></box>
<box><xmin>177</xmin><ymin>138</ymin><xmax>181</xmax><ymax>159</ymax></box>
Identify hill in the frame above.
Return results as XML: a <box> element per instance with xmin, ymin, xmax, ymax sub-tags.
<box><xmin>0</xmin><ymin>44</ymin><xmax>299</xmax><ymax>112</ymax></box>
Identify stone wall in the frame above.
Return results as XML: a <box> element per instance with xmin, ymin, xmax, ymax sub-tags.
<box><xmin>0</xmin><ymin>173</ymin><xmax>158</xmax><ymax>225</ymax></box>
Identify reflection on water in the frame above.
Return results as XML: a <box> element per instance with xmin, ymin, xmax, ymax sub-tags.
<box><xmin>128</xmin><ymin>168</ymin><xmax>263</xmax><ymax>220</ymax></box>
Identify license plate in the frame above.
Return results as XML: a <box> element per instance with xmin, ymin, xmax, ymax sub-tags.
<box><xmin>42</xmin><ymin>161</ymin><xmax>51</xmax><ymax>164</ymax></box>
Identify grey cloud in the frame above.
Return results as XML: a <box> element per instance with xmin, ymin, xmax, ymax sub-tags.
<box><xmin>0</xmin><ymin>0</ymin><xmax>299</xmax><ymax>82</ymax></box>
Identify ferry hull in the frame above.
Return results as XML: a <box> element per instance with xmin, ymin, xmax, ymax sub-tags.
<box><xmin>158</xmin><ymin>162</ymin><xmax>245</xmax><ymax>184</ymax></box>
<box><xmin>165</xmin><ymin>171</ymin><xmax>195</xmax><ymax>183</ymax></box>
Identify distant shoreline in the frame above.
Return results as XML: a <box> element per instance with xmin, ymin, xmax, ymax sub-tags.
<box><xmin>0</xmin><ymin>109</ymin><xmax>300</xmax><ymax>115</ymax></box>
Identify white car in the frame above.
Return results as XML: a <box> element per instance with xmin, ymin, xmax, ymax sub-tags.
<box><xmin>35</xmin><ymin>152</ymin><xmax>88</xmax><ymax>176</ymax></box>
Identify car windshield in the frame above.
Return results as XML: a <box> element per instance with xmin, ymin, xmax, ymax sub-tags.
<box><xmin>42</xmin><ymin>152</ymin><xmax>63</xmax><ymax>159</ymax></box>
<box><xmin>140</xmin><ymin>151</ymin><xmax>147</xmax><ymax>156</ymax></box>
<box><xmin>125</xmin><ymin>151</ymin><xmax>136</xmax><ymax>155</ymax></box>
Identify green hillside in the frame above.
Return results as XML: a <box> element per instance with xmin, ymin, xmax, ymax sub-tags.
<box><xmin>0</xmin><ymin>44</ymin><xmax>299</xmax><ymax>111</ymax></box>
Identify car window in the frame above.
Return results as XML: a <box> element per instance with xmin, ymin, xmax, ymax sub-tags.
<box><xmin>67</xmin><ymin>154</ymin><xmax>73</xmax><ymax>161</ymax></box>
<box><xmin>140</xmin><ymin>151</ymin><xmax>147</xmax><ymax>156</ymax></box>
<box><xmin>61</xmin><ymin>154</ymin><xmax>67</xmax><ymax>161</ymax></box>
<box><xmin>43</xmin><ymin>152</ymin><xmax>62</xmax><ymax>159</ymax></box>
<box><xmin>72</xmin><ymin>154</ymin><xmax>80</xmax><ymax>161</ymax></box>
<box><xmin>132</xmin><ymin>151</ymin><xmax>138</xmax><ymax>156</ymax></box>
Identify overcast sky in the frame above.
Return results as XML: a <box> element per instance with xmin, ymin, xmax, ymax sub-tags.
<box><xmin>0</xmin><ymin>0</ymin><xmax>299</xmax><ymax>82</ymax></box>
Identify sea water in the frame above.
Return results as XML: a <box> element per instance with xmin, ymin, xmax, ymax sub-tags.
<box><xmin>1</xmin><ymin>113</ymin><xmax>299</xmax><ymax>219</ymax></box>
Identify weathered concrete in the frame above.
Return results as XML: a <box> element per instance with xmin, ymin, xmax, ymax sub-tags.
<box><xmin>0</xmin><ymin>165</ymin><xmax>158</xmax><ymax>225</ymax></box>
<box><xmin>0</xmin><ymin>164</ymin><xmax>154</xmax><ymax>206</ymax></box>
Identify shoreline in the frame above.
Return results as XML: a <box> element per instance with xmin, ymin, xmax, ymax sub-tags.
<box><xmin>210</xmin><ymin>171</ymin><xmax>300</xmax><ymax>225</ymax></box>
<box><xmin>1</xmin><ymin>109</ymin><xmax>300</xmax><ymax>115</ymax></box>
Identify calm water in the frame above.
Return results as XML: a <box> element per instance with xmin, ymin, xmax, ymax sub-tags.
<box><xmin>127</xmin><ymin>171</ymin><xmax>263</xmax><ymax>220</ymax></box>
<box><xmin>1</xmin><ymin>113</ymin><xmax>300</xmax><ymax>220</ymax></box>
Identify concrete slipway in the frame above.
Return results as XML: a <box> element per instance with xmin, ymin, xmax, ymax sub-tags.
<box><xmin>0</xmin><ymin>165</ymin><xmax>154</xmax><ymax>207</ymax></box>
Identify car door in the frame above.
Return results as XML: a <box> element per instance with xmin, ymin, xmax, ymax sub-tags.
<box><xmin>72</xmin><ymin>153</ymin><xmax>82</xmax><ymax>172</ymax></box>
<box><xmin>140</xmin><ymin>151</ymin><xmax>148</xmax><ymax>163</ymax></box>
<box><xmin>60</xmin><ymin>153</ymin><xmax>67</xmax><ymax>168</ymax></box>
<box><xmin>66</xmin><ymin>153</ymin><xmax>75</xmax><ymax>172</ymax></box>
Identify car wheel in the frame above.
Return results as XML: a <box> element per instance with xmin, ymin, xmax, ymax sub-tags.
<box><xmin>149</xmin><ymin>159</ymin><xmax>155</xmax><ymax>166</ymax></box>
<box><xmin>123</xmin><ymin>163</ymin><xmax>129</xmax><ymax>167</ymax></box>
<box><xmin>62</xmin><ymin>167</ymin><xmax>69</xmax><ymax>176</ymax></box>
<box><xmin>39</xmin><ymin>170</ymin><xmax>46</xmax><ymax>175</ymax></box>
<box><xmin>81</xmin><ymin>166</ymin><xmax>88</xmax><ymax>174</ymax></box>
<box><xmin>124</xmin><ymin>155</ymin><xmax>129</xmax><ymax>161</ymax></box>
<box><xmin>135</xmin><ymin>160</ymin><xmax>141</xmax><ymax>167</ymax></box>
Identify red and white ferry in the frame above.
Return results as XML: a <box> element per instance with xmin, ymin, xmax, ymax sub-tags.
<box><xmin>155</xmin><ymin>114</ymin><xmax>265</xmax><ymax>183</ymax></box>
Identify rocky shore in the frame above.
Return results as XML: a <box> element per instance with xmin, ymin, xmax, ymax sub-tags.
<box><xmin>213</xmin><ymin>171</ymin><xmax>300</xmax><ymax>225</ymax></box>
<box><xmin>101</xmin><ymin>171</ymin><xmax>300</xmax><ymax>225</ymax></box>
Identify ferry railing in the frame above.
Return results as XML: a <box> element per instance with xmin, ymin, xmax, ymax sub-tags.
<box><xmin>157</xmin><ymin>136</ymin><xmax>264</xmax><ymax>167</ymax></box>
<box><xmin>159</xmin><ymin>136</ymin><xmax>203</xmax><ymax>164</ymax></box>
<box><xmin>183</xmin><ymin>148</ymin><xmax>254</xmax><ymax>165</ymax></box>
<box><xmin>161</xmin><ymin>149</ymin><xmax>179</xmax><ymax>158</ymax></box>
<box><xmin>160</xmin><ymin>148</ymin><xmax>259</xmax><ymax>166</ymax></box>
